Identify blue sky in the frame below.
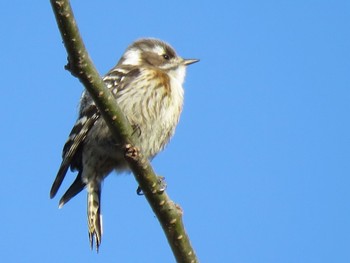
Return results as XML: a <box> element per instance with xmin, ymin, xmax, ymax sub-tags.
<box><xmin>1</xmin><ymin>1</ymin><xmax>349</xmax><ymax>262</ymax></box>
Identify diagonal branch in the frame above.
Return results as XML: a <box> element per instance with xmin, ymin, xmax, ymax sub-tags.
<box><xmin>50</xmin><ymin>1</ymin><xmax>198</xmax><ymax>262</ymax></box>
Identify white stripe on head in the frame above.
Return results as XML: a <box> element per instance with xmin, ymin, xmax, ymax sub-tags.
<box><xmin>122</xmin><ymin>48</ymin><xmax>141</xmax><ymax>66</ymax></box>
<box><xmin>152</xmin><ymin>44</ymin><xmax>166</xmax><ymax>56</ymax></box>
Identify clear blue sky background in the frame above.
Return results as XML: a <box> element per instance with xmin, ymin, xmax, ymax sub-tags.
<box><xmin>1</xmin><ymin>1</ymin><xmax>349</xmax><ymax>262</ymax></box>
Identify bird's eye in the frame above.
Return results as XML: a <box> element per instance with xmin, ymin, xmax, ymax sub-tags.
<box><xmin>163</xmin><ymin>54</ymin><xmax>170</xmax><ymax>60</ymax></box>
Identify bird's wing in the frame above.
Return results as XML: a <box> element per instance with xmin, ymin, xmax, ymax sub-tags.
<box><xmin>50</xmin><ymin>66</ymin><xmax>139</xmax><ymax>201</ymax></box>
<box><xmin>50</xmin><ymin>104</ymin><xmax>99</xmax><ymax>199</ymax></box>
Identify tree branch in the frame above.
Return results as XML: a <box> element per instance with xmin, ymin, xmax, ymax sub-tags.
<box><xmin>50</xmin><ymin>1</ymin><xmax>198</xmax><ymax>262</ymax></box>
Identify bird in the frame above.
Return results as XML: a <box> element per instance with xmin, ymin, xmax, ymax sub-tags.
<box><xmin>50</xmin><ymin>38</ymin><xmax>198</xmax><ymax>251</ymax></box>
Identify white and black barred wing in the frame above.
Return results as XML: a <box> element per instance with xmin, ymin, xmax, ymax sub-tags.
<box><xmin>50</xmin><ymin>67</ymin><xmax>130</xmax><ymax>206</ymax></box>
<box><xmin>50</xmin><ymin>105</ymin><xmax>100</xmax><ymax>203</ymax></box>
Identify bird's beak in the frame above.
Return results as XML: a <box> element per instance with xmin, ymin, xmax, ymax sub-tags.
<box><xmin>183</xmin><ymin>58</ymin><xmax>200</xmax><ymax>66</ymax></box>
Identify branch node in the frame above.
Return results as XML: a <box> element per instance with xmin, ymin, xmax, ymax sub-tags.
<box><xmin>124</xmin><ymin>144</ymin><xmax>140</xmax><ymax>160</ymax></box>
<box><xmin>175</xmin><ymin>203</ymin><xmax>184</xmax><ymax>215</ymax></box>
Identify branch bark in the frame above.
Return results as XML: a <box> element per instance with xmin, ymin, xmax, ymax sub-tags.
<box><xmin>50</xmin><ymin>1</ymin><xmax>198</xmax><ymax>262</ymax></box>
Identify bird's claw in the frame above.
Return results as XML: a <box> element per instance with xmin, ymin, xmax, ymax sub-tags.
<box><xmin>136</xmin><ymin>176</ymin><xmax>167</xmax><ymax>195</ymax></box>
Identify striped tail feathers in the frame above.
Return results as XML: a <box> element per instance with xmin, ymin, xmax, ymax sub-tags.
<box><xmin>87</xmin><ymin>180</ymin><xmax>103</xmax><ymax>252</ymax></box>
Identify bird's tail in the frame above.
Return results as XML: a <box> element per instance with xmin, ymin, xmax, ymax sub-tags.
<box><xmin>87</xmin><ymin>180</ymin><xmax>103</xmax><ymax>252</ymax></box>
